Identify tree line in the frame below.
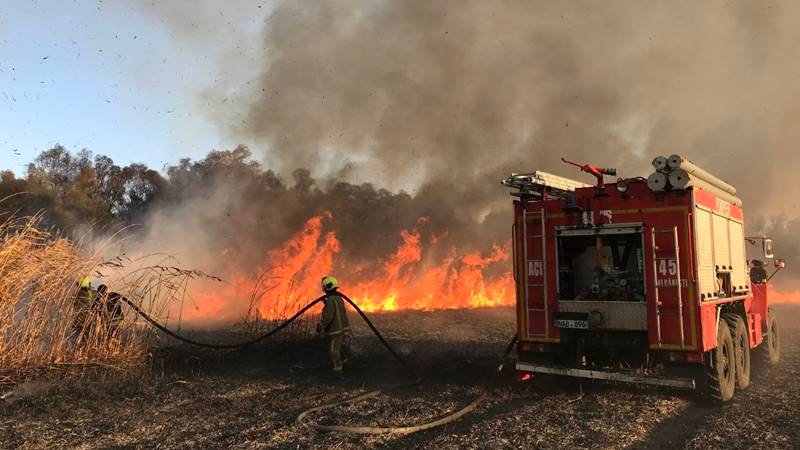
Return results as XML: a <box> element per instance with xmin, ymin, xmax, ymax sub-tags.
<box><xmin>0</xmin><ymin>143</ymin><xmax>489</xmax><ymax>268</ymax></box>
<box><xmin>0</xmin><ymin>144</ymin><xmax>298</xmax><ymax>236</ymax></box>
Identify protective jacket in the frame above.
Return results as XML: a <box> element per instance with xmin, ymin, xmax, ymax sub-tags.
<box><xmin>73</xmin><ymin>286</ymin><xmax>94</xmax><ymax>331</ymax></box>
<box><xmin>106</xmin><ymin>292</ymin><xmax>125</xmax><ymax>325</ymax></box>
<box><xmin>320</xmin><ymin>292</ymin><xmax>350</xmax><ymax>336</ymax></box>
<box><xmin>94</xmin><ymin>291</ymin><xmax>125</xmax><ymax>330</ymax></box>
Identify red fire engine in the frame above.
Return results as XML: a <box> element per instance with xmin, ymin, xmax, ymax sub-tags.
<box><xmin>503</xmin><ymin>155</ymin><xmax>784</xmax><ymax>401</ymax></box>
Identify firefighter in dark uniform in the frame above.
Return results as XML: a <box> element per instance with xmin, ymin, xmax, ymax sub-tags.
<box><xmin>95</xmin><ymin>284</ymin><xmax>125</xmax><ymax>336</ymax></box>
<box><xmin>750</xmin><ymin>259</ymin><xmax>768</xmax><ymax>284</ymax></box>
<box><xmin>316</xmin><ymin>276</ymin><xmax>350</xmax><ymax>374</ymax></box>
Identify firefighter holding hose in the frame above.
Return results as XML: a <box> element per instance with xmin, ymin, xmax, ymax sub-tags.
<box><xmin>95</xmin><ymin>284</ymin><xmax>125</xmax><ymax>336</ymax></box>
<box><xmin>316</xmin><ymin>276</ymin><xmax>351</xmax><ymax>375</ymax></box>
<box><xmin>72</xmin><ymin>276</ymin><xmax>95</xmax><ymax>340</ymax></box>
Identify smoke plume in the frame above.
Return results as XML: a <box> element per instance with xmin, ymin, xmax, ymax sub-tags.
<box><xmin>129</xmin><ymin>1</ymin><xmax>800</xmax><ymax>318</ymax></box>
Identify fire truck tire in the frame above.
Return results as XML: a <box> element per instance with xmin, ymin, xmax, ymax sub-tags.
<box><xmin>757</xmin><ymin>309</ymin><xmax>781</xmax><ymax>365</ymax></box>
<box><xmin>704</xmin><ymin>319</ymin><xmax>735</xmax><ymax>402</ymax></box>
<box><xmin>724</xmin><ymin>314</ymin><xmax>750</xmax><ymax>390</ymax></box>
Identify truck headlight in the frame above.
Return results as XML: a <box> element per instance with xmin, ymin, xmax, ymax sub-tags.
<box><xmin>616</xmin><ymin>180</ymin><xmax>629</xmax><ymax>193</ymax></box>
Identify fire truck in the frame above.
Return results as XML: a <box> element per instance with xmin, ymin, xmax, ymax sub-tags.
<box><xmin>503</xmin><ymin>155</ymin><xmax>784</xmax><ymax>401</ymax></box>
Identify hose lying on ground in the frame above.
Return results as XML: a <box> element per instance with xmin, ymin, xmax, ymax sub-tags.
<box><xmin>119</xmin><ymin>291</ymin><xmax>519</xmax><ymax>435</ymax></box>
<box><xmin>297</xmin><ymin>292</ymin><xmax>519</xmax><ymax>436</ymax></box>
<box><xmin>296</xmin><ymin>385</ymin><xmax>487</xmax><ymax>434</ymax></box>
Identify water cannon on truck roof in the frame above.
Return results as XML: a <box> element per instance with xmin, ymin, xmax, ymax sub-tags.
<box><xmin>502</xmin><ymin>154</ymin><xmax>784</xmax><ymax>401</ymax></box>
<box><xmin>560</xmin><ymin>157</ymin><xmax>617</xmax><ymax>188</ymax></box>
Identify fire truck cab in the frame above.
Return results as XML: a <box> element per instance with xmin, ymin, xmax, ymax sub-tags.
<box><xmin>503</xmin><ymin>156</ymin><xmax>783</xmax><ymax>401</ymax></box>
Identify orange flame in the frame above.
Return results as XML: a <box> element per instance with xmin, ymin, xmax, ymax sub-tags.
<box><xmin>768</xmin><ymin>285</ymin><xmax>800</xmax><ymax>304</ymax></box>
<box><xmin>175</xmin><ymin>215</ymin><xmax>800</xmax><ymax>324</ymax></box>
<box><xmin>181</xmin><ymin>213</ymin><xmax>514</xmax><ymax>322</ymax></box>
<box><xmin>345</xmin><ymin>218</ymin><xmax>513</xmax><ymax>312</ymax></box>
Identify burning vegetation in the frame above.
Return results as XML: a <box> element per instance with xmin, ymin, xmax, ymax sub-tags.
<box><xmin>1</xmin><ymin>144</ymin><xmax>517</xmax><ymax>327</ymax></box>
<box><xmin>229</xmin><ymin>213</ymin><xmax>513</xmax><ymax>321</ymax></box>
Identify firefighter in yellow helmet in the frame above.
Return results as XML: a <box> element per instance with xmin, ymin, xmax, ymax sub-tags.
<box><xmin>316</xmin><ymin>276</ymin><xmax>351</xmax><ymax>374</ymax></box>
<box><xmin>72</xmin><ymin>276</ymin><xmax>95</xmax><ymax>340</ymax></box>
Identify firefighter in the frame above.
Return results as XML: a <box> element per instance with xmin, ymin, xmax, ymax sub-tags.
<box><xmin>316</xmin><ymin>276</ymin><xmax>351</xmax><ymax>375</ymax></box>
<box><xmin>94</xmin><ymin>284</ymin><xmax>125</xmax><ymax>336</ymax></box>
<box><xmin>72</xmin><ymin>276</ymin><xmax>95</xmax><ymax>339</ymax></box>
<box><xmin>750</xmin><ymin>259</ymin><xmax>768</xmax><ymax>284</ymax></box>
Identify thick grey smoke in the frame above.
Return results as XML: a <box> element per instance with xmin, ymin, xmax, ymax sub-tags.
<box><xmin>138</xmin><ymin>1</ymin><xmax>800</xmax><ymax>291</ymax></box>
<box><xmin>232</xmin><ymin>1</ymin><xmax>800</xmax><ymax>209</ymax></box>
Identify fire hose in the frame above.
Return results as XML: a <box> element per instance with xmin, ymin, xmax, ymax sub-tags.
<box><xmin>120</xmin><ymin>293</ymin><xmax>519</xmax><ymax>435</ymax></box>
<box><xmin>121</xmin><ymin>295</ymin><xmax>326</xmax><ymax>349</ymax></box>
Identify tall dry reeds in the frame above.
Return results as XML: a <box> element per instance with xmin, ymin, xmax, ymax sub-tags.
<box><xmin>0</xmin><ymin>212</ymin><xmax>212</xmax><ymax>383</ymax></box>
<box><xmin>242</xmin><ymin>269</ymin><xmax>320</xmax><ymax>339</ymax></box>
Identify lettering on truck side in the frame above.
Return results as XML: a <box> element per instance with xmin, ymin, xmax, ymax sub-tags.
<box><xmin>528</xmin><ymin>260</ymin><xmax>544</xmax><ymax>277</ymax></box>
<box><xmin>655</xmin><ymin>278</ymin><xmax>689</xmax><ymax>288</ymax></box>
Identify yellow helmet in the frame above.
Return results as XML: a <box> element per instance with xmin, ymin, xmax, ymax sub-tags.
<box><xmin>79</xmin><ymin>276</ymin><xmax>91</xmax><ymax>289</ymax></box>
<box><xmin>321</xmin><ymin>275</ymin><xmax>339</xmax><ymax>292</ymax></box>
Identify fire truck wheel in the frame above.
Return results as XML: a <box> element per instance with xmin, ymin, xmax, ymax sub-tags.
<box><xmin>705</xmin><ymin>319</ymin><xmax>736</xmax><ymax>402</ymax></box>
<box><xmin>764</xmin><ymin>308</ymin><xmax>781</xmax><ymax>364</ymax></box>
<box><xmin>724</xmin><ymin>314</ymin><xmax>750</xmax><ymax>390</ymax></box>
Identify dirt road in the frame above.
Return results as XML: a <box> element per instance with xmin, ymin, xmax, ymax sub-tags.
<box><xmin>1</xmin><ymin>306</ymin><xmax>798</xmax><ymax>449</ymax></box>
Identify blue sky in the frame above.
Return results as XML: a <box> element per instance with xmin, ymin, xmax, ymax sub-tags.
<box><xmin>0</xmin><ymin>0</ymin><xmax>267</xmax><ymax>175</ymax></box>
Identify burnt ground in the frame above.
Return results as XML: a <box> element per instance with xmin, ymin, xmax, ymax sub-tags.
<box><xmin>2</xmin><ymin>305</ymin><xmax>800</xmax><ymax>449</ymax></box>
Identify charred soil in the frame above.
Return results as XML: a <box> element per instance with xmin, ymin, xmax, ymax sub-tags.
<box><xmin>2</xmin><ymin>305</ymin><xmax>800</xmax><ymax>449</ymax></box>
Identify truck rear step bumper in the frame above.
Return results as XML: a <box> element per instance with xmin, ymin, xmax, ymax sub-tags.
<box><xmin>516</xmin><ymin>362</ymin><xmax>696</xmax><ymax>390</ymax></box>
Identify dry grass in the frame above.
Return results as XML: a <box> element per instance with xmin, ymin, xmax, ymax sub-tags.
<box><xmin>6</xmin><ymin>307</ymin><xmax>799</xmax><ymax>448</ymax></box>
<box><xmin>0</xmin><ymin>212</ymin><xmax>215</xmax><ymax>383</ymax></box>
<box><xmin>241</xmin><ymin>269</ymin><xmax>320</xmax><ymax>339</ymax></box>
<box><xmin>0</xmin><ymin>209</ymin><xmax>321</xmax><ymax>385</ymax></box>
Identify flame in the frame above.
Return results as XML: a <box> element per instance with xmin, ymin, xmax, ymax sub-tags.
<box><xmin>181</xmin><ymin>213</ymin><xmax>514</xmax><ymax>322</ymax></box>
<box><xmin>175</xmin><ymin>214</ymin><xmax>800</xmax><ymax>324</ymax></box>
<box><xmin>345</xmin><ymin>218</ymin><xmax>513</xmax><ymax>312</ymax></box>
<box><xmin>768</xmin><ymin>285</ymin><xmax>800</xmax><ymax>304</ymax></box>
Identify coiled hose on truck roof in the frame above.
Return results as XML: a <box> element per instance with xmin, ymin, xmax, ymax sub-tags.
<box><xmin>120</xmin><ymin>292</ymin><xmax>518</xmax><ymax>435</ymax></box>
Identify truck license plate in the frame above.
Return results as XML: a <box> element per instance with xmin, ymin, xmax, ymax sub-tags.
<box><xmin>554</xmin><ymin>319</ymin><xmax>589</xmax><ymax>329</ymax></box>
